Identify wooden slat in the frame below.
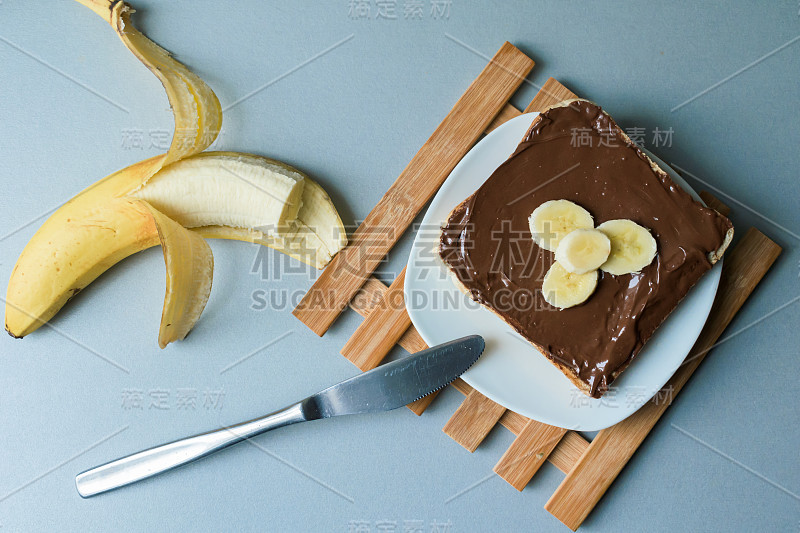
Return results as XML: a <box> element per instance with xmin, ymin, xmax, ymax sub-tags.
<box><xmin>351</xmin><ymin>277</ymin><xmax>426</xmax><ymax>355</ymax></box>
<box><xmin>341</xmin><ymin>268</ymin><xmax>411</xmax><ymax>371</ymax></box>
<box><xmin>397</xmin><ymin>325</ymin><xmax>427</xmax><ymax>354</ymax></box>
<box><xmin>494</xmin><ymin>421</ymin><xmax>568</xmax><ymax>491</ymax></box>
<box><xmin>450</xmin><ymin>377</ymin><xmax>472</xmax><ymax>396</ymax></box>
<box><xmin>293</xmin><ymin>43</ymin><xmax>535</xmax><ymax>336</ymax></box>
<box><xmin>699</xmin><ymin>190</ymin><xmax>731</xmax><ymax>217</ymax></box>
<box><xmin>546</xmin><ymin>228</ymin><xmax>782</xmax><ymax>530</ymax></box>
<box><xmin>443</xmin><ymin>390</ymin><xmax>507</xmax><ymax>452</ymax></box>
<box><xmin>453</xmin><ymin>372</ymin><xmax>588</xmax><ymax>473</ymax></box>
<box><xmin>549</xmin><ymin>432</ymin><xmax>590</xmax><ymax>475</ymax></box>
<box><xmin>349</xmin><ymin>277</ymin><xmax>389</xmax><ymax>317</ymax></box>
<box><xmin>524</xmin><ymin>77</ymin><xmax>578</xmax><ymax>112</ymax></box>
<box><xmin>497</xmin><ymin>407</ymin><xmax>527</xmax><ymax>435</ymax></box>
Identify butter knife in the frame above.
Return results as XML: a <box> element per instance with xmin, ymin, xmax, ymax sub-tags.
<box><xmin>75</xmin><ymin>335</ymin><xmax>484</xmax><ymax>497</ymax></box>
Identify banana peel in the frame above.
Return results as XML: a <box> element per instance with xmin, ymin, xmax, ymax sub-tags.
<box><xmin>5</xmin><ymin>1</ymin><xmax>347</xmax><ymax>345</ymax></box>
<box><xmin>80</xmin><ymin>0</ymin><xmax>222</xmax><ymax>167</ymax></box>
<box><xmin>144</xmin><ymin>203</ymin><xmax>213</xmax><ymax>349</ymax></box>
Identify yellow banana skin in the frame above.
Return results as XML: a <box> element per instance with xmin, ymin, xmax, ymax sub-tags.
<box><xmin>143</xmin><ymin>202</ymin><xmax>213</xmax><ymax>349</ymax></box>
<box><xmin>5</xmin><ymin>158</ymin><xmax>161</xmax><ymax>338</ymax></box>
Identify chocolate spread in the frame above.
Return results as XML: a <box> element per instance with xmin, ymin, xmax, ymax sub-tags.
<box><xmin>439</xmin><ymin>100</ymin><xmax>732</xmax><ymax>397</ymax></box>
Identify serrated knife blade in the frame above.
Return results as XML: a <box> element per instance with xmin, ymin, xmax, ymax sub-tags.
<box><xmin>310</xmin><ymin>334</ymin><xmax>484</xmax><ymax>416</ymax></box>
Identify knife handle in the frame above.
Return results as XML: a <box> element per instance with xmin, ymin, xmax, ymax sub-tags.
<box><xmin>76</xmin><ymin>401</ymin><xmax>312</xmax><ymax>497</ymax></box>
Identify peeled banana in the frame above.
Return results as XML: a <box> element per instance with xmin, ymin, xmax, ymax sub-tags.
<box><xmin>132</xmin><ymin>153</ymin><xmax>306</xmax><ymax>234</ymax></box>
<box><xmin>528</xmin><ymin>199</ymin><xmax>594</xmax><ymax>252</ymax></box>
<box><xmin>5</xmin><ymin>1</ymin><xmax>347</xmax><ymax>346</ymax></box>
<box><xmin>4</xmin><ymin>155</ymin><xmax>216</xmax><ymax>344</ymax></box>
<box><xmin>196</xmin><ymin>170</ymin><xmax>347</xmax><ymax>269</ymax></box>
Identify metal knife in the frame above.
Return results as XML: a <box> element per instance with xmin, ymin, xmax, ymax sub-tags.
<box><xmin>75</xmin><ymin>335</ymin><xmax>484</xmax><ymax>497</ymax></box>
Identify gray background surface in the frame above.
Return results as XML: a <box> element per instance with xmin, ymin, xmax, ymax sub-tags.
<box><xmin>1</xmin><ymin>1</ymin><xmax>798</xmax><ymax>531</ymax></box>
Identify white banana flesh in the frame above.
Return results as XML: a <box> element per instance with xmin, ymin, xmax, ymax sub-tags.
<box><xmin>133</xmin><ymin>153</ymin><xmax>305</xmax><ymax>234</ymax></box>
<box><xmin>597</xmin><ymin>219</ymin><xmax>657</xmax><ymax>275</ymax></box>
<box><xmin>196</xmin><ymin>175</ymin><xmax>347</xmax><ymax>269</ymax></box>
<box><xmin>529</xmin><ymin>199</ymin><xmax>594</xmax><ymax>252</ymax></box>
<box><xmin>554</xmin><ymin>228</ymin><xmax>611</xmax><ymax>274</ymax></box>
<box><xmin>541</xmin><ymin>262</ymin><xmax>598</xmax><ymax>309</ymax></box>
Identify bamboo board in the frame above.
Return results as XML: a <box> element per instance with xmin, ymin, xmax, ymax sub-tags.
<box><xmin>294</xmin><ymin>44</ymin><xmax>783</xmax><ymax>529</ymax></box>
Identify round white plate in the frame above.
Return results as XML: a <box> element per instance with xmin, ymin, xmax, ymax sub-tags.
<box><xmin>404</xmin><ymin>112</ymin><xmax>722</xmax><ymax>431</ymax></box>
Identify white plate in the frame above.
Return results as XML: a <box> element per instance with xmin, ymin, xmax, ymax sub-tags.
<box><xmin>404</xmin><ymin>113</ymin><xmax>722</xmax><ymax>431</ymax></box>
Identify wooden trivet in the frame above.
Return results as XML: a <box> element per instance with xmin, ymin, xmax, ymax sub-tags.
<box><xmin>294</xmin><ymin>44</ymin><xmax>782</xmax><ymax>529</ymax></box>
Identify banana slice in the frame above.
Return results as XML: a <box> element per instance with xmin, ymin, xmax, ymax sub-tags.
<box><xmin>541</xmin><ymin>262</ymin><xmax>598</xmax><ymax>309</ymax></box>
<box><xmin>554</xmin><ymin>228</ymin><xmax>611</xmax><ymax>274</ymax></box>
<box><xmin>597</xmin><ymin>219</ymin><xmax>657</xmax><ymax>275</ymax></box>
<box><xmin>529</xmin><ymin>200</ymin><xmax>594</xmax><ymax>252</ymax></box>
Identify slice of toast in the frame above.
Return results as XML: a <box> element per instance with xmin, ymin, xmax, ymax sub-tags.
<box><xmin>439</xmin><ymin>99</ymin><xmax>733</xmax><ymax>398</ymax></box>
